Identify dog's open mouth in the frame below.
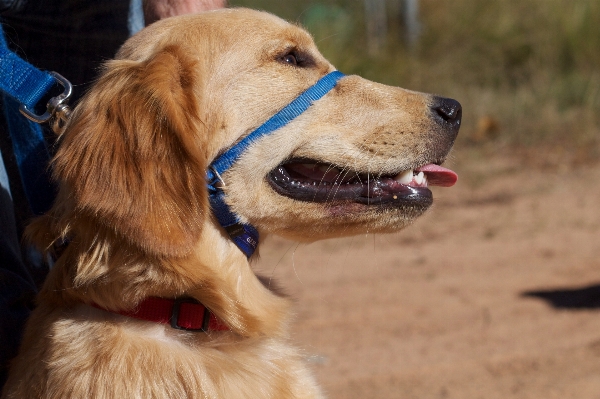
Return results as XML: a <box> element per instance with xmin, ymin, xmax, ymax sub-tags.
<box><xmin>267</xmin><ymin>160</ymin><xmax>457</xmax><ymax>207</ymax></box>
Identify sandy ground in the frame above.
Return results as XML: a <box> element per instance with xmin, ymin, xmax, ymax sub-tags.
<box><xmin>254</xmin><ymin>150</ymin><xmax>600</xmax><ymax>399</ymax></box>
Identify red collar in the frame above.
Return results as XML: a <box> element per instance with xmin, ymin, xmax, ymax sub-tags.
<box><xmin>93</xmin><ymin>297</ymin><xmax>229</xmax><ymax>332</ymax></box>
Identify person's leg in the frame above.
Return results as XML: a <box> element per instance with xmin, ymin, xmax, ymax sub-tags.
<box><xmin>0</xmin><ymin>140</ymin><xmax>37</xmax><ymax>390</ymax></box>
<box><xmin>0</xmin><ymin>151</ymin><xmax>19</xmax><ymax>256</ymax></box>
<box><xmin>0</xmin><ymin>1</ymin><xmax>143</xmax><ymax>389</ymax></box>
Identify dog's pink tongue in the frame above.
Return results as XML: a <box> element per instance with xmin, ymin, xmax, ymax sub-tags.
<box><xmin>416</xmin><ymin>164</ymin><xmax>458</xmax><ymax>187</ymax></box>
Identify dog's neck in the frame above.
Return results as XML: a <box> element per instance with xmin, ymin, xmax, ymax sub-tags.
<box><xmin>37</xmin><ymin>221</ymin><xmax>291</xmax><ymax>338</ymax></box>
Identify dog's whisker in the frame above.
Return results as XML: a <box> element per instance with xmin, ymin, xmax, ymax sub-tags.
<box><xmin>328</xmin><ymin>168</ymin><xmax>353</xmax><ymax>202</ymax></box>
<box><xmin>314</xmin><ymin>32</ymin><xmax>342</xmax><ymax>46</ymax></box>
<box><xmin>267</xmin><ymin>239</ymin><xmax>299</xmax><ymax>289</ymax></box>
<box><xmin>291</xmin><ymin>242</ymin><xmax>304</xmax><ymax>286</ymax></box>
<box><xmin>321</xmin><ymin>167</ymin><xmax>351</xmax><ymax>204</ymax></box>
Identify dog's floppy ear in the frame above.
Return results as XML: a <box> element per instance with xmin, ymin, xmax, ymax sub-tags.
<box><xmin>53</xmin><ymin>45</ymin><xmax>208</xmax><ymax>257</ymax></box>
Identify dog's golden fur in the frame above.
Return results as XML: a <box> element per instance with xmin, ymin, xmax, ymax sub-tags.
<box><xmin>2</xmin><ymin>8</ymin><xmax>458</xmax><ymax>399</ymax></box>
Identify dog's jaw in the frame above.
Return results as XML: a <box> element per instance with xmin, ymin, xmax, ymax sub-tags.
<box><xmin>222</xmin><ymin>75</ymin><xmax>460</xmax><ymax>242</ymax></box>
<box><xmin>266</xmin><ymin>160</ymin><xmax>457</xmax><ymax>206</ymax></box>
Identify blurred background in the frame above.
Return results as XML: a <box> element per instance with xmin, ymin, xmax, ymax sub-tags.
<box><xmin>231</xmin><ymin>0</ymin><xmax>600</xmax><ymax>164</ymax></box>
<box><xmin>229</xmin><ymin>1</ymin><xmax>600</xmax><ymax>398</ymax></box>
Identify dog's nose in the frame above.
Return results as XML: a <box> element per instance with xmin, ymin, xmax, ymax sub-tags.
<box><xmin>431</xmin><ymin>97</ymin><xmax>462</xmax><ymax>128</ymax></box>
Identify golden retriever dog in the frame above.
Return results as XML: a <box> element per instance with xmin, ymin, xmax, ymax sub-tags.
<box><xmin>2</xmin><ymin>8</ymin><xmax>461</xmax><ymax>399</ymax></box>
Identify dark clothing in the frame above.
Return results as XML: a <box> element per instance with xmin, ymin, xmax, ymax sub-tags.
<box><xmin>1</xmin><ymin>0</ymin><xmax>141</xmax><ymax>101</ymax></box>
<box><xmin>0</xmin><ymin>0</ymin><xmax>143</xmax><ymax>387</ymax></box>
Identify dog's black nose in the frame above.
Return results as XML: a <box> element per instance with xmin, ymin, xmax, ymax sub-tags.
<box><xmin>431</xmin><ymin>97</ymin><xmax>462</xmax><ymax>128</ymax></box>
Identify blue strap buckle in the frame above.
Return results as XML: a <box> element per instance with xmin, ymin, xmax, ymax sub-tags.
<box><xmin>19</xmin><ymin>71</ymin><xmax>73</xmax><ymax>134</ymax></box>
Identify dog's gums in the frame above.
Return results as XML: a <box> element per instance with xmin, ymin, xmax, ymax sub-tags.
<box><xmin>267</xmin><ymin>160</ymin><xmax>457</xmax><ymax>207</ymax></box>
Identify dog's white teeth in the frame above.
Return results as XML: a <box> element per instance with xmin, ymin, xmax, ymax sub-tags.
<box><xmin>415</xmin><ymin>171</ymin><xmax>425</xmax><ymax>185</ymax></box>
<box><xmin>394</xmin><ymin>169</ymin><xmax>413</xmax><ymax>185</ymax></box>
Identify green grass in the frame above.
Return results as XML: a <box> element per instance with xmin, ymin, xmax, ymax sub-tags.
<box><xmin>229</xmin><ymin>0</ymin><xmax>600</xmax><ymax>160</ymax></box>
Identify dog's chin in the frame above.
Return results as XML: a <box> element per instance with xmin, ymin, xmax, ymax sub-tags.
<box><xmin>266</xmin><ymin>159</ymin><xmax>457</xmax><ymax>212</ymax></box>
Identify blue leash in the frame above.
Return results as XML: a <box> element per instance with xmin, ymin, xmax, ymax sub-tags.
<box><xmin>207</xmin><ymin>70</ymin><xmax>345</xmax><ymax>258</ymax></box>
<box><xmin>0</xmin><ymin>29</ymin><xmax>55</xmax><ymax>111</ymax></box>
<box><xmin>0</xmin><ymin>26</ymin><xmax>72</xmax><ymax>215</ymax></box>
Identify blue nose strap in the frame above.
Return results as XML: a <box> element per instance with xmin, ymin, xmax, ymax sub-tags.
<box><xmin>207</xmin><ymin>70</ymin><xmax>345</xmax><ymax>258</ymax></box>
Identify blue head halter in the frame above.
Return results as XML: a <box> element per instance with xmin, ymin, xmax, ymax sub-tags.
<box><xmin>206</xmin><ymin>70</ymin><xmax>345</xmax><ymax>258</ymax></box>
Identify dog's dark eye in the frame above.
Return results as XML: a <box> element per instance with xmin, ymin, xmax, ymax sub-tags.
<box><xmin>281</xmin><ymin>53</ymin><xmax>298</xmax><ymax>66</ymax></box>
<box><xmin>277</xmin><ymin>49</ymin><xmax>315</xmax><ymax>68</ymax></box>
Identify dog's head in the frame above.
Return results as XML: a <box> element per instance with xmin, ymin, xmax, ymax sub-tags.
<box><xmin>51</xmin><ymin>8</ymin><xmax>459</xmax><ymax>258</ymax></box>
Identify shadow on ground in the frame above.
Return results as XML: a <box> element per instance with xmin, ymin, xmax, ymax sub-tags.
<box><xmin>522</xmin><ymin>284</ymin><xmax>600</xmax><ymax>309</ymax></box>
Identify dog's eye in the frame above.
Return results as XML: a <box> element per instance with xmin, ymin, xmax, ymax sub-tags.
<box><xmin>281</xmin><ymin>53</ymin><xmax>298</xmax><ymax>66</ymax></box>
<box><xmin>277</xmin><ymin>49</ymin><xmax>315</xmax><ymax>68</ymax></box>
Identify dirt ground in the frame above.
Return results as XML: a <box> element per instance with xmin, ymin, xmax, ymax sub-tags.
<box><xmin>254</xmin><ymin>149</ymin><xmax>600</xmax><ymax>399</ymax></box>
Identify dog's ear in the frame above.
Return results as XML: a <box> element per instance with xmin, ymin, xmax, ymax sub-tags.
<box><xmin>53</xmin><ymin>45</ymin><xmax>208</xmax><ymax>257</ymax></box>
